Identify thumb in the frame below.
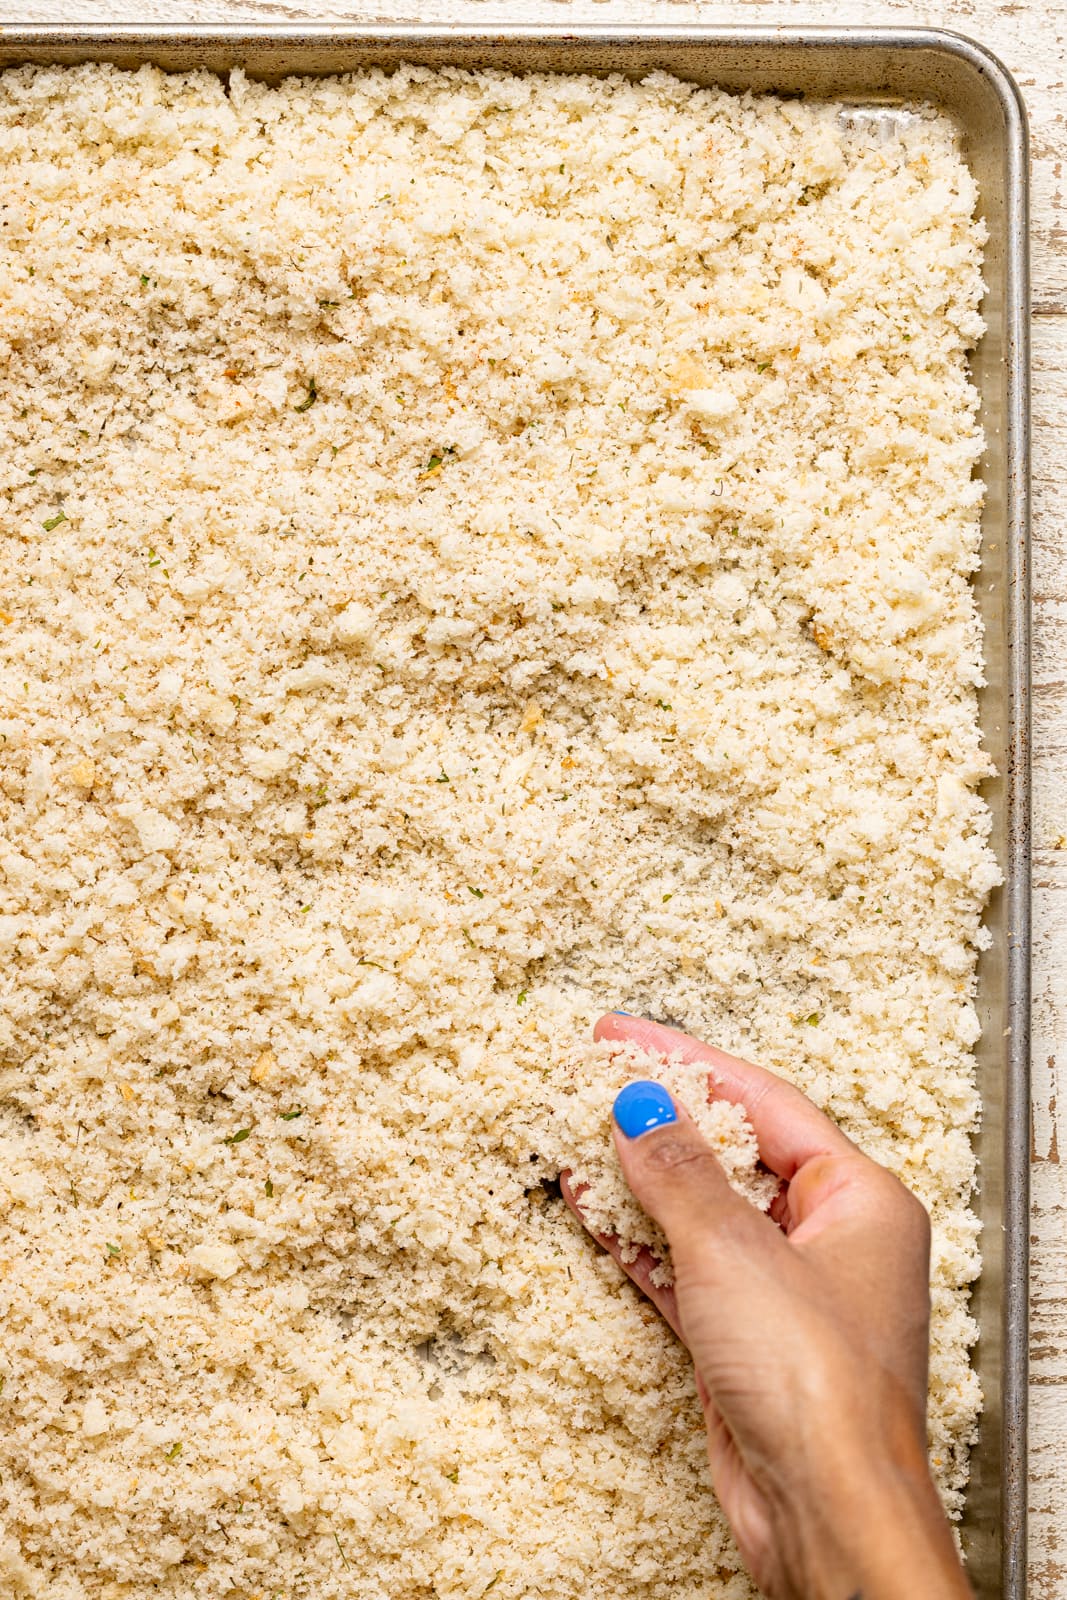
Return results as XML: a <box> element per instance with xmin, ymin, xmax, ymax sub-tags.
<box><xmin>612</xmin><ymin>1080</ymin><xmax>770</xmax><ymax>1273</ymax></box>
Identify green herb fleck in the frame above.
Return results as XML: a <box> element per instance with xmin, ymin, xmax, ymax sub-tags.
<box><xmin>656</xmin><ymin>699</ymin><xmax>672</xmax><ymax>711</ymax></box>
<box><xmin>462</xmin><ymin>928</ymin><xmax>475</xmax><ymax>947</ymax></box>
<box><xmin>467</xmin><ymin>886</ymin><xmax>484</xmax><ymax>899</ymax></box>
<box><xmin>42</xmin><ymin>510</ymin><xmax>67</xmax><ymax>532</ymax></box>
<box><xmin>805</xmin><ymin>1013</ymin><xmax>820</xmax><ymax>1026</ymax></box>
<box><xmin>279</xmin><ymin>1108</ymin><xmax>304</xmax><ymax>1121</ymax></box>
<box><xmin>517</xmin><ymin>990</ymin><xmax>528</xmax><ymax>1005</ymax></box>
<box><xmin>446</xmin><ymin>1469</ymin><xmax>459</xmax><ymax>1482</ymax></box>
<box><xmin>264</xmin><ymin>1177</ymin><xmax>274</xmax><ymax>1197</ymax></box>
<box><xmin>756</xmin><ymin>362</ymin><xmax>771</xmax><ymax>373</ymax></box>
<box><xmin>423</xmin><ymin>446</ymin><xmax>457</xmax><ymax>476</ymax></box>
<box><xmin>334</xmin><ymin>1532</ymin><xmax>351</xmax><ymax>1570</ymax></box>
<box><xmin>140</xmin><ymin>274</ymin><xmax>150</xmax><ymax>287</ymax></box>
<box><xmin>147</xmin><ymin>549</ymin><xmax>162</xmax><ymax>567</ymax></box>
<box><xmin>294</xmin><ymin>378</ymin><xmax>318</xmax><ymax>413</ymax></box>
<box><xmin>436</xmin><ymin>771</ymin><xmax>451</xmax><ymax>784</ymax></box>
<box><xmin>165</xmin><ymin>1441</ymin><xmax>182</xmax><ymax>1459</ymax></box>
<box><xmin>662</xmin><ymin>893</ymin><xmax>673</xmax><ymax>902</ymax></box>
<box><xmin>106</xmin><ymin>1242</ymin><xmax>121</xmax><ymax>1258</ymax></box>
<box><xmin>223</xmin><ymin>1127</ymin><xmax>251</xmax><ymax>1146</ymax></box>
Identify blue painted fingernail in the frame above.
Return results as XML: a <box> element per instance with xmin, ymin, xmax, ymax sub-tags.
<box><xmin>612</xmin><ymin>1010</ymin><xmax>635</xmax><ymax>1016</ymax></box>
<box><xmin>613</xmin><ymin>1080</ymin><xmax>677</xmax><ymax>1139</ymax></box>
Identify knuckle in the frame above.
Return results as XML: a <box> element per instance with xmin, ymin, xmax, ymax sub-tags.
<box><xmin>642</xmin><ymin>1135</ymin><xmax>724</xmax><ymax>1181</ymax></box>
<box><xmin>803</xmin><ymin>1152</ymin><xmax>845</xmax><ymax>1189</ymax></box>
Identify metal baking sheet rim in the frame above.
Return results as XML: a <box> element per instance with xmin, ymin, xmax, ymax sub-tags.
<box><xmin>0</xmin><ymin>25</ymin><xmax>1031</xmax><ymax>1600</ymax></box>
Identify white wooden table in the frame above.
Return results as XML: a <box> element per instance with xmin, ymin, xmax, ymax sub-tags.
<box><xmin>6</xmin><ymin>0</ymin><xmax>1064</xmax><ymax>1591</ymax></box>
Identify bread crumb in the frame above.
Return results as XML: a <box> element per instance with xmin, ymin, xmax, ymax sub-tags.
<box><xmin>250</xmin><ymin>1050</ymin><xmax>276</xmax><ymax>1086</ymax></box>
<box><xmin>189</xmin><ymin>1243</ymin><xmax>243</xmax><ymax>1281</ymax></box>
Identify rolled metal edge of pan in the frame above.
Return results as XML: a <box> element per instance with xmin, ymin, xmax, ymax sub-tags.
<box><xmin>970</xmin><ymin>34</ymin><xmax>1031</xmax><ymax>1600</ymax></box>
<box><xmin>0</xmin><ymin>23</ymin><xmax>1032</xmax><ymax>1600</ymax></box>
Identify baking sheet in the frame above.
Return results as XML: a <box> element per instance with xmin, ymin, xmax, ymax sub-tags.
<box><xmin>0</xmin><ymin>25</ymin><xmax>1030</xmax><ymax>1599</ymax></box>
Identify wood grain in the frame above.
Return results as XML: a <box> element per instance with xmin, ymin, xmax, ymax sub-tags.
<box><xmin>2</xmin><ymin>0</ymin><xmax>1064</xmax><ymax>1591</ymax></box>
<box><xmin>1032</xmin><ymin>310</ymin><xmax>1067</xmax><ymax>1599</ymax></box>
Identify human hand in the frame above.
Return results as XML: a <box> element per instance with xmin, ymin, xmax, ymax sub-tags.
<box><xmin>561</xmin><ymin>1014</ymin><xmax>973</xmax><ymax>1600</ymax></box>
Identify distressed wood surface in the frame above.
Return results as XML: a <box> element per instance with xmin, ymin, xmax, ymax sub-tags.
<box><xmin>3</xmin><ymin>0</ymin><xmax>1065</xmax><ymax>1592</ymax></box>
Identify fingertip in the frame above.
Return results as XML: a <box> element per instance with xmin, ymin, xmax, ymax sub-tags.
<box><xmin>558</xmin><ymin>1169</ymin><xmax>586</xmax><ymax>1215</ymax></box>
<box><xmin>592</xmin><ymin>1011</ymin><xmax>639</xmax><ymax>1043</ymax></box>
<box><xmin>593</xmin><ymin>1012</ymin><xmax>687</xmax><ymax>1054</ymax></box>
<box><xmin>559</xmin><ymin>1172</ymin><xmax>621</xmax><ymax>1255</ymax></box>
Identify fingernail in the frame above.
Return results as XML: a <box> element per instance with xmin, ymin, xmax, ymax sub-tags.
<box><xmin>613</xmin><ymin>1080</ymin><xmax>677</xmax><ymax>1139</ymax></box>
<box><xmin>612</xmin><ymin>1009</ymin><xmax>636</xmax><ymax>1016</ymax></box>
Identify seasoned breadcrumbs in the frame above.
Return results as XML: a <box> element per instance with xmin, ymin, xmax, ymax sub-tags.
<box><xmin>0</xmin><ymin>62</ymin><xmax>995</xmax><ymax>1600</ymax></box>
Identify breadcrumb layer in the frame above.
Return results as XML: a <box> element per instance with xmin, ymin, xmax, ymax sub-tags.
<box><xmin>0</xmin><ymin>62</ymin><xmax>993</xmax><ymax>1599</ymax></box>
